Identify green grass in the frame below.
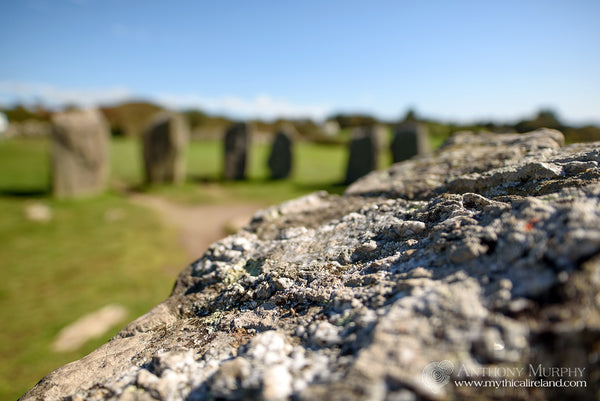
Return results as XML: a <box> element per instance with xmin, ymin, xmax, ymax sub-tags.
<box><xmin>0</xmin><ymin>137</ymin><xmax>50</xmax><ymax>196</ymax></box>
<box><xmin>0</xmin><ymin>194</ymin><xmax>185</xmax><ymax>400</ymax></box>
<box><xmin>111</xmin><ymin>138</ymin><xmax>357</xmax><ymax>205</ymax></box>
<box><xmin>426</xmin><ymin>122</ymin><xmax>454</xmax><ymax>150</ymax></box>
<box><xmin>110</xmin><ymin>136</ymin><xmax>144</xmax><ymax>188</ymax></box>
<box><xmin>0</xmin><ymin>138</ymin><xmax>188</xmax><ymax>400</ymax></box>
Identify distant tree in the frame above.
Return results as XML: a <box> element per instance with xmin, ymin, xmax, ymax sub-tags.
<box><xmin>32</xmin><ymin>104</ymin><xmax>52</xmax><ymax>120</ymax></box>
<box><xmin>469</xmin><ymin>120</ymin><xmax>511</xmax><ymax>133</ymax></box>
<box><xmin>515</xmin><ymin>108</ymin><xmax>563</xmax><ymax>133</ymax></box>
<box><xmin>564</xmin><ymin>125</ymin><xmax>600</xmax><ymax>143</ymax></box>
<box><xmin>182</xmin><ymin>109</ymin><xmax>208</xmax><ymax>129</ymax></box>
<box><xmin>100</xmin><ymin>101</ymin><xmax>163</xmax><ymax>137</ymax></box>
<box><xmin>2</xmin><ymin>105</ymin><xmax>39</xmax><ymax>122</ymax></box>
<box><xmin>535</xmin><ymin>109</ymin><xmax>562</xmax><ymax>128</ymax></box>
<box><xmin>183</xmin><ymin>111</ymin><xmax>232</xmax><ymax>129</ymax></box>
<box><xmin>63</xmin><ymin>103</ymin><xmax>81</xmax><ymax>112</ymax></box>
<box><xmin>402</xmin><ymin>108</ymin><xmax>418</xmax><ymax>122</ymax></box>
<box><xmin>289</xmin><ymin>119</ymin><xmax>322</xmax><ymax>139</ymax></box>
<box><xmin>249</xmin><ymin>119</ymin><xmax>276</xmax><ymax>134</ymax></box>
<box><xmin>329</xmin><ymin>113</ymin><xmax>378</xmax><ymax>129</ymax></box>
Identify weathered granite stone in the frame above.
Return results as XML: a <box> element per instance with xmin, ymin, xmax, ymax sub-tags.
<box><xmin>51</xmin><ymin>109</ymin><xmax>110</xmax><ymax>198</ymax></box>
<box><xmin>268</xmin><ymin>128</ymin><xmax>294</xmax><ymax>179</ymax></box>
<box><xmin>142</xmin><ymin>112</ymin><xmax>189</xmax><ymax>185</ymax></box>
<box><xmin>22</xmin><ymin>129</ymin><xmax>600</xmax><ymax>401</ymax></box>
<box><xmin>345</xmin><ymin>125</ymin><xmax>386</xmax><ymax>184</ymax></box>
<box><xmin>224</xmin><ymin>123</ymin><xmax>250</xmax><ymax>180</ymax></box>
<box><xmin>391</xmin><ymin>121</ymin><xmax>430</xmax><ymax>163</ymax></box>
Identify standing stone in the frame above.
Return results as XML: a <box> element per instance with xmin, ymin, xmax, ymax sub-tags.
<box><xmin>142</xmin><ymin>112</ymin><xmax>189</xmax><ymax>185</ymax></box>
<box><xmin>391</xmin><ymin>121</ymin><xmax>430</xmax><ymax>163</ymax></box>
<box><xmin>268</xmin><ymin>127</ymin><xmax>294</xmax><ymax>179</ymax></box>
<box><xmin>345</xmin><ymin>125</ymin><xmax>386</xmax><ymax>184</ymax></box>
<box><xmin>0</xmin><ymin>112</ymin><xmax>7</xmax><ymax>136</ymax></box>
<box><xmin>51</xmin><ymin>109</ymin><xmax>109</xmax><ymax>198</ymax></box>
<box><xmin>224</xmin><ymin>123</ymin><xmax>250</xmax><ymax>180</ymax></box>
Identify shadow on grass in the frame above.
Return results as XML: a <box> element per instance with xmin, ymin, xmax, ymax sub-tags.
<box><xmin>115</xmin><ymin>173</ymin><xmax>348</xmax><ymax>206</ymax></box>
<box><xmin>0</xmin><ymin>187</ymin><xmax>50</xmax><ymax>198</ymax></box>
<box><xmin>188</xmin><ymin>173</ymin><xmax>347</xmax><ymax>195</ymax></box>
<box><xmin>293</xmin><ymin>181</ymin><xmax>347</xmax><ymax>196</ymax></box>
<box><xmin>187</xmin><ymin>174</ymin><xmax>222</xmax><ymax>184</ymax></box>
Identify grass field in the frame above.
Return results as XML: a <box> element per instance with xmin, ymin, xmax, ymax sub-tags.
<box><xmin>109</xmin><ymin>137</ymin><xmax>355</xmax><ymax>203</ymax></box>
<box><xmin>0</xmin><ymin>135</ymin><xmax>399</xmax><ymax>399</ymax></box>
<box><xmin>0</xmin><ymin>194</ymin><xmax>185</xmax><ymax>399</ymax></box>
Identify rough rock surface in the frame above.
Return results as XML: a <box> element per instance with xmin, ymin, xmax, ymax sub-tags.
<box><xmin>51</xmin><ymin>109</ymin><xmax>110</xmax><ymax>198</ymax></box>
<box><xmin>22</xmin><ymin>129</ymin><xmax>600</xmax><ymax>400</ymax></box>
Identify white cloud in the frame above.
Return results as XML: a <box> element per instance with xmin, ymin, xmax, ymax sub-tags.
<box><xmin>152</xmin><ymin>92</ymin><xmax>332</xmax><ymax>121</ymax></box>
<box><xmin>0</xmin><ymin>81</ymin><xmax>332</xmax><ymax>121</ymax></box>
<box><xmin>0</xmin><ymin>81</ymin><xmax>133</xmax><ymax>108</ymax></box>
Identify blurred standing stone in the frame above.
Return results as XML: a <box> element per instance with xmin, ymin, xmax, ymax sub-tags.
<box><xmin>391</xmin><ymin>121</ymin><xmax>430</xmax><ymax>163</ymax></box>
<box><xmin>224</xmin><ymin>123</ymin><xmax>250</xmax><ymax>180</ymax></box>
<box><xmin>345</xmin><ymin>125</ymin><xmax>386</xmax><ymax>184</ymax></box>
<box><xmin>51</xmin><ymin>109</ymin><xmax>109</xmax><ymax>198</ymax></box>
<box><xmin>268</xmin><ymin>127</ymin><xmax>294</xmax><ymax>179</ymax></box>
<box><xmin>0</xmin><ymin>112</ymin><xmax>8</xmax><ymax>138</ymax></box>
<box><xmin>142</xmin><ymin>112</ymin><xmax>189</xmax><ymax>185</ymax></box>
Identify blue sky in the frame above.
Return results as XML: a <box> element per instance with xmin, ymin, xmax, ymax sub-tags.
<box><xmin>1</xmin><ymin>0</ymin><xmax>599</xmax><ymax>124</ymax></box>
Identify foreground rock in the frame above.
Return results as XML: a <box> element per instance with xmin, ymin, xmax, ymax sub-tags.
<box><xmin>22</xmin><ymin>129</ymin><xmax>600</xmax><ymax>400</ymax></box>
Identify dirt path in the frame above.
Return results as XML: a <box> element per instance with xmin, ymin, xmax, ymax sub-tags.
<box><xmin>52</xmin><ymin>195</ymin><xmax>261</xmax><ymax>353</ymax></box>
<box><xmin>130</xmin><ymin>194</ymin><xmax>264</xmax><ymax>261</ymax></box>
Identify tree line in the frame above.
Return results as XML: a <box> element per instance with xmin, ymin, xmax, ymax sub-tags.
<box><xmin>2</xmin><ymin>102</ymin><xmax>599</xmax><ymax>144</ymax></box>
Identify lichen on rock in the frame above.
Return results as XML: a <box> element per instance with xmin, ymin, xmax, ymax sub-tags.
<box><xmin>21</xmin><ymin>129</ymin><xmax>600</xmax><ymax>401</ymax></box>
